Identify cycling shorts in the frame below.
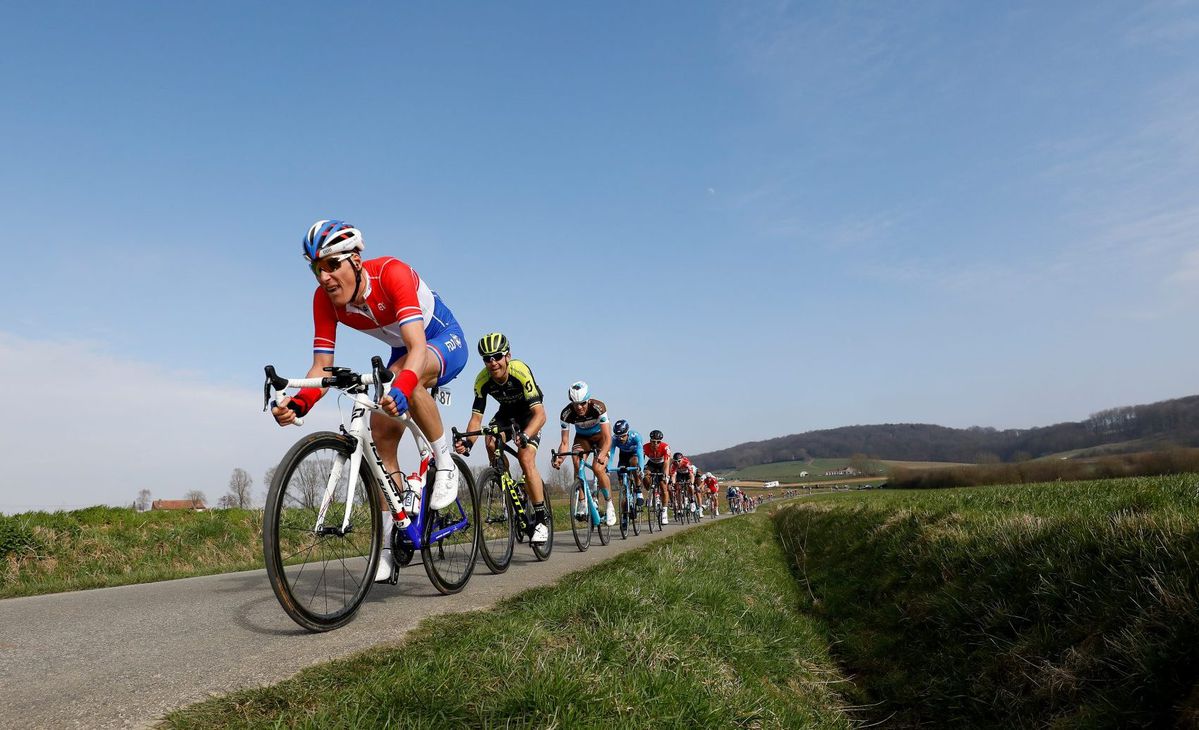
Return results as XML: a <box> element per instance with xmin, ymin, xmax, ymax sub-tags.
<box><xmin>646</xmin><ymin>461</ymin><xmax>666</xmax><ymax>475</ymax></box>
<box><xmin>387</xmin><ymin>312</ymin><xmax>467</xmax><ymax>387</ymax></box>
<box><xmin>617</xmin><ymin>451</ymin><xmax>640</xmax><ymax>469</ymax></box>
<box><xmin>488</xmin><ymin>411</ymin><xmax>541</xmax><ymax>449</ymax></box>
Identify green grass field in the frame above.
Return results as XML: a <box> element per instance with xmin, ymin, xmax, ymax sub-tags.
<box><xmin>722</xmin><ymin>458</ymin><xmax>968</xmax><ymax>483</ymax></box>
<box><xmin>774</xmin><ymin>474</ymin><xmax>1199</xmax><ymax>727</ymax></box>
<box><xmin>164</xmin><ymin>512</ymin><xmax>853</xmax><ymax>729</ymax></box>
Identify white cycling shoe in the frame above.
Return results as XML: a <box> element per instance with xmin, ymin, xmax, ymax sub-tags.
<box><xmin>530</xmin><ymin>523</ymin><xmax>549</xmax><ymax>544</ymax></box>
<box><xmin>605</xmin><ymin>502</ymin><xmax>616</xmax><ymax>526</ymax></box>
<box><xmin>373</xmin><ymin>548</ymin><xmax>395</xmax><ymax>583</ymax></box>
<box><xmin>429</xmin><ymin>467</ymin><xmax>459</xmax><ymax>510</ymax></box>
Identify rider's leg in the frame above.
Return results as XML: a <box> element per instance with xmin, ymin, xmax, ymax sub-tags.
<box><xmin>591</xmin><ymin>443</ymin><xmax>615</xmax><ymax>526</ymax></box>
<box><xmin>385</xmin><ymin>345</ymin><xmax>459</xmax><ymax>508</ymax></box>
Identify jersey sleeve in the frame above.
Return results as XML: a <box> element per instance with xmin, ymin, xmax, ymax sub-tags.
<box><xmin>377</xmin><ymin>257</ymin><xmax>424</xmax><ymax>328</ymax></box>
<box><xmin>509</xmin><ymin>361</ymin><xmax>543</xmax><ymax>407</ymax></box>
<box><xmin>471</xmin><ymin>368</ymin><xmax>490</xmax><ymax>414</ymax></box>
<box><xmin>559</xmin><ymin>405</ymin><xmax>571</xmax><ymax>431</ymax></box>
<box><xmin>592</xmin><ymin>399</ymin><xmax>609</xmax><ymax>423</ymax></box>
<box><xmin>312</xmin><ymin>288</ymin><xmax>337</xmax><ymax>356</ymax></box>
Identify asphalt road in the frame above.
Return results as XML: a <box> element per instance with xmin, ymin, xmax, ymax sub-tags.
<box><xmin>0</xmin><ymin>513</ymin><xmax>728</xmax><ymax>729</ymax></box>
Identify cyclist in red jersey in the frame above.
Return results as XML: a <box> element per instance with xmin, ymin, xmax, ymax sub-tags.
<box><xmin>642</xmin><ymin>430</ymin><xmax>673</xmax><ymax>525</ymax></box>
<box><xmin>702</xmin><ymin>472</ymin><xmax>720</xmax><ymax>516</ymax></box>
<box><xmin>671</xmin><ymin>452</ymin><xmax>698</xmax><ymax>517</ymax></box>
<box><xmin>271</xmin><ymin>220</ymin><xmax>468</xmax><ymax>581</ymax></box>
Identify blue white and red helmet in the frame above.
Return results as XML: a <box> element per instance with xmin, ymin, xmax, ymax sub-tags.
<box><xmin>568</xmin><ymin>381</ymin><xmax>589</xmax><ymax>404</ymax></box>
<box><xmin>303</xmin><ymin>219</ymin><xmax>364</xmax><ymax>263</ymax></box>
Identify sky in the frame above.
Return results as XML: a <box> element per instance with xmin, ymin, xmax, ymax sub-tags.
<box><xmin>3</xmin><ymin>1</ymin><xmax>1199</xmax><ymax>511</ymax></box>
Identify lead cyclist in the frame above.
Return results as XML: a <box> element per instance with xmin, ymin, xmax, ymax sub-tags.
<box><xmin>271</xmin><ymin>219</ymin><xmax>468</xmax><ymax>582</ymax></box>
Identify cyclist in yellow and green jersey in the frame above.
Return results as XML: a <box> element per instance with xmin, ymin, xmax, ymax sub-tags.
<box><xmin>454</xmin><ymin>333</ymin><xmax>550</xmax><ymax>543</ymax></box>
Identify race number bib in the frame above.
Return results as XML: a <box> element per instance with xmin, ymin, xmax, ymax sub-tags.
<box><xmin>434</xmin><ymin>387</ymin><xmax>452</xmax><ymax>406</ymax></box>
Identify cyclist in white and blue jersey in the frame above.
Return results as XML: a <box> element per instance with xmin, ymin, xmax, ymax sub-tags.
<box><xmin>551</xmin><ymin>381</ymin><xmax>615</xmax><ymax>526</ymax></box>
<box><xmin>608</xmin><ymin>419</ymin><xmax>645</xmax><ymax>507</ymax></box>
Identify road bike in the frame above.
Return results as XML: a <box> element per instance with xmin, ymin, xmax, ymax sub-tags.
<box><xmin>261</xmin><ymin>357</ymin><xmax>480</xmax><ymax>632</ymax></box>
<box><xmin>552</xmin><ymin>447</ymin><xmax>610</xmax><ymax>551</ymax></box>
<box><xmin>453</xmin><ymin>421</ymin><xmax>552</xmax><ymax>572</ymax></box>
<box><xmin>612</xmin><ymin>466</ymin><xmax>641</xmax><ymax>539</ymax></box>
<box><xmin>645</xmin><ymin>470</ymin><xmax>667</xmax><ymax>530</ymax></box>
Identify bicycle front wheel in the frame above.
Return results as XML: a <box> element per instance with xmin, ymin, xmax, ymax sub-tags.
<box><xmin>421</xmin><ymin>455</ymin><xmax>480</xmax><ymax>594</ymax></box>
<box><xmin>571</xmin><ymin>479</ymin><xmax>591</xmax><ymax>551</ymax></box>
<box><xmin>596</xmin><ymin>486</ymin><xmax>611</xmax><ymax>546</ymax></box>
<box><xmin>618</xmin><ymin>481</ymin><xmax>629</xmax><ymax>540</ymax></box>
<box><xmin>263</xmin><ymin>432</ymin><xmax>380</xmax><ymax>633</ymax></box>
<box><xmin>476</xmin><ymin>467</ymin><xmax>514</xmax><ymax>574</ymax></box>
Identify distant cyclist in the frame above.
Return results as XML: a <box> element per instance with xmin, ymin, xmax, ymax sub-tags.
<box><xmin>551</xmin><ymin>381</ymin><xmax>615</xmax><ymax>526</ymax></box>
<box><xmin>642</xmin><ymin>430</ymin><xmax>672</xmax><ymax>525</ymax></box>
<box><xmin>271</xmin><ymin>219</ymin><xmax>467</xmax><ymax>582</ymax></box>
<box><xmin>701</xmin><ymin>472</ymin><xmax>719</xmax><ymax>516</ymax></box>
<box><xmin>671</xmin><ymin>452</ymin><xmax>698</xmax><ymax>516</ymax></box>
<box><xmin>608</xmin><ymin>419</ymin><xmax>644</xmax><ymax>525</ymax></box>
<box><xmin>454</xmin><ymin>333</ymin><xmax>549</xmax><ymax>544</ymax></box>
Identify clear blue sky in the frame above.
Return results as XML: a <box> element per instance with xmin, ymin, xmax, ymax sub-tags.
<box><xmin>4</xmin><ymin>1</ymin><xmax>1198</xmax><ymax>511</ymax></box>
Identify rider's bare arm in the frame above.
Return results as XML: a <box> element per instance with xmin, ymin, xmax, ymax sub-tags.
<box><xmin>272</xmin><ymin>352</ymin><xmax>334</xmax><ymax>425</ymax></box>
<box><xmin>380</xmin><ymin>320</ymin><xmax>430</xmax><ymax>417</ymax></box>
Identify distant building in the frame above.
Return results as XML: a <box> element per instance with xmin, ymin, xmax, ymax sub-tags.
<box><xmin>823</xmin><ymin>467</ymin><xmax>860</xmax><ymax>477</ymax></box>
<box><xmin>152</xmin><ymin>499</ymin><xmax>207</xmax><ymax>512</ymax></box>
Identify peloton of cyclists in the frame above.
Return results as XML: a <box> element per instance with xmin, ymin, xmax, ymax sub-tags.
<box><xmin>271</xmin><ymin>219</ymin><xmax>467</xmax><ymax>583</ymax></box>
<box><xmin>551</xmin><ymin>381</ymin><xmax>616</xmax><ymax>527</ymax></box>
<box><xmin>453</xmin><ymin>333</ymin><xmax>550</xmax><ymax>544</ymax></box>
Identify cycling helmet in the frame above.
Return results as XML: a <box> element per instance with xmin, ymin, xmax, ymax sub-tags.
<box><xmin>303</xmin><ymin>219</ymin><xmax>364</xmax><ymax>262</ymax></box>
<box><xmin>478</xmin><ymin>332</ymin><xmax>510</xmax><ymax>358</ymax></box>
<box><xmin>672</xmin><ymin>452</ymin><xmax>683</xmax><ymax>462</ymax></box>
<box><xmin>649</xmin><ymin>429</ymin><xmax>663</xmax><ymax>441</ymax></box>
<box><xmin>568</xmin><ymin>381</ymin><xmax>589</xmax><ymax>404</ymax></box>
<box><xmin>613</xmin><ymin>419</ymin><xmax>629</xmax><ymax>436</ymax></box>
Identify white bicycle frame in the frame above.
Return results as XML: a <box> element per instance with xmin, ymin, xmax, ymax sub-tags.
<box><xmin>270</xmin><ymin>372</ymin><xmax>434</xmax><ymax>535</ymax></box>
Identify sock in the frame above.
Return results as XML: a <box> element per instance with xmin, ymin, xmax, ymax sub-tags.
<box><xmin>600</xmin><ymin>488</ymin><xmax>610</xmax><ymax>500</ymax></box>
<box><xmin>431</xmin><ymin>433</ymin><xmax>453</xmax><ymax>470</ymax></box>
<box><xmin>381</xmin><ymin>510</ymin><xmax>394</xmax><ymax>546</ymax></box>
<box><xmin>533</xmin><ymin>501</ymin><xmax>548</xmax><ymax>520</ymax></box>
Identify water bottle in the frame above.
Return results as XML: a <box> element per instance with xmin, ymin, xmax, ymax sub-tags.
<box><xmin>402</xmin><ymin>475</ymin><xmax>423</xmax><ymax>516</ymax></box>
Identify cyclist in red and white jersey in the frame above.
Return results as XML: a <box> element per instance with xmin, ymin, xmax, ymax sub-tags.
<box><xmin>671</xmin><ymin>452</ymin><xmax>698</xmax><ymax>516</ymax></box>
<box><xmin>702</xmin><ymin>472</ymin><xmax>720</xmax><ymax>516</ymax></box>
<box><xmin>271</xmin><ymin>220</ymin><xmax>468</xmax><ymax>581</ymax></box>
<box><xmin>641</xmin><ymin>430</ymin><xmax>672</xmax><ymax>524</ymax></box>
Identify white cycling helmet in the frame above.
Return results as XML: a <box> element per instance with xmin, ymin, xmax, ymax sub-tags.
<box><xmin>568</xmin><ymin>381</ymin><xmax>589</xmax><ymax>404</ymax></box>
<box><xmin>303</xmin><ymin>219</ymin><xmax>364</xmax><ymax>262</ymax></box>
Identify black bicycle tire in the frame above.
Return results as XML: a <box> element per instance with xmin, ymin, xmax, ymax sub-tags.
<box><xmin>531</xmin><ymin>485</ymin><xmax>553</xmax><ymax>561</ymax></box>
<box><xmin>571</xmin><ymin>478</ymin><xmax>591</xmax><ymax>552</ymax></box>
<box><xmin>631</xmin><ymin>479</ymin><xmax>641</xmax><ymax>536</ymax></box>
<box><xmin>618</xmin><ymin>479</ymin><xmax>629</xmax><ymax>540</ymax></box>
<box><xmin>263</xmin><ymin>431</ymin><xmax>381</xmax><ymax>633</ymax></box>
<box><xmin>476</xmin><ymin>467</ymin><xmax>514</xmax><ymax>574</ymax></box>
<box><xmin>420</xmin><ymin>454</ymin><xmax>481</xmax><ymax>594</ymax></box>
<box><xmin>597</xmin><ymin>484</ymin><xmax>611</xmax><ymax>545</ymax></box>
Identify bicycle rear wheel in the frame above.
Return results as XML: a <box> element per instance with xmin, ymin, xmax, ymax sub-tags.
<box><xmin>531</xmin><ymin>486</ymin><xmax>553</xmax><ymax>561</ymax></box>
<box><xmin>421</xmin><ymin>455</ymin><xmax>480</xmax><ymax>594</ymax></box>
<box><xmin>631</xmin><ymin>483</ymin><xmax>641</xmax><ymax>536</ymax></box>
<box><xmin>476</xmin><ymin>467</ymin><xmax>514</xmax><ymax>574</ymax></box>
<box><xmin>263</xmin><ymin>432</ymin><xmax>380</xmax><ymax>632</ymax></box>
<box><xmin>618</xmin><ymin>479</ymin><xmax>629</xmax><ymax>540</ymax></box>
<box><xmin>571</xmin><ymin>478</ymin><xmax>591</xmax><ymax>551</ymax></box>
<box><xmin>645</xmin><ymin>488</ymin><xmax>656</xmax><ymax>533</ymax></box>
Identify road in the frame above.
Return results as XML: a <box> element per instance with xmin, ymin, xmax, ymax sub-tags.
<box><xmin>0</xmin><ymin>514</ymin><xmax>726</xmax><ymax>729</ymax></box>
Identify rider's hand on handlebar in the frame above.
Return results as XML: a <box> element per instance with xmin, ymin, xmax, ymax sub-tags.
<box><xmin>596</xmin><ymin>452</ymin><xmax>609</xmax><ymax>468</ymax></box>
<box><xmin>272</xmin><ymin>396</ymin><xmax>298</xmax><ymax>426</ymax></box>
<box><xmin>454</xmin><ymin>438</ymin><xmax>471</xmax><ymax>456</ymax></box>
<box><xmin>381</xmin><ymin>387</ymin><xmax>409</xmax><ymax>417</ymax></box>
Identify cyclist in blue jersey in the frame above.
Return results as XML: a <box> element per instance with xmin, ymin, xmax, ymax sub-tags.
<box><xmin>607</xmin><ymin>419</ymin><xmax>645</xmax><ymax>507</ymax></box>
<box><xmin>551</xmin><ymin>381</ymin><xmax>615</xmax><ymax>526</ymax></box>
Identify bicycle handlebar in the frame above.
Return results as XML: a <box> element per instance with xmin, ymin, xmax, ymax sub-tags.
<box><xmin>263</xmin><ymin>358</ymin><xmax>398</xmax><ymax>428</ymax></box>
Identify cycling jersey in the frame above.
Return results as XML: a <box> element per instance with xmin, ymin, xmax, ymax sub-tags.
<box><xmin>608</xmin><ymin>430</ymin><xmax>644</xmax><ymax>471</ymax></box>
<box><xmin>642</xmin><ymin>441</ymin><xmax>671</xmax><ymax>464</ymax></box>
<box><xmin>559</xmin><ymin>399</ymin><xmax>609</xmax><ymax>436</ymax></box>
<box><xmin>673</xmin><ymin>457</ymin><xmax>694</xmax><ymax>480</ymax></box>
<box><xmin>471</xmin><ymin>360</ymin><xmax>543</xmax><ymax>416</ymax></box>
<box><xmin>311</xmin><ymin>256</ymin><xmax>466</xmax><ymax>385</ymax></box>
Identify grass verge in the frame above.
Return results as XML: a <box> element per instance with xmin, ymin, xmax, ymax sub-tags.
<box><xmin>165</xmin><ymin>514</ymin><xmax>853</xmax><ymax>729</ymax></box>
<box><xmin>774</xmin><ymin>474</ymin><xmax>1199</xmax><ymax>727</ymax></box>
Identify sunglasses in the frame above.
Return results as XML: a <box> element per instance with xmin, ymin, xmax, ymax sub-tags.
<box><xmin>482</xmin><ymin>353</ymin><xmax>507</xmax><ymax>363</ymax></box>
<box><xmin>311</xmin><ymin>254</ymin><xmax>351</xmax><ymax>276</ymax></box>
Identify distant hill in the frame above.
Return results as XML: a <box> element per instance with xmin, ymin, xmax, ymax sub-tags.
<box><xmin>693</xmin><ymin>395</ymin><xmax>1199</xmax><ymax>470</ymax></box>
